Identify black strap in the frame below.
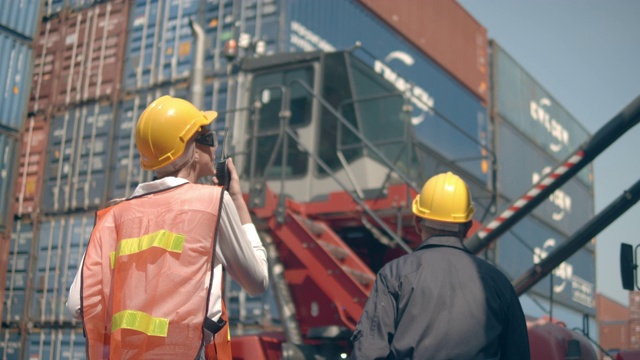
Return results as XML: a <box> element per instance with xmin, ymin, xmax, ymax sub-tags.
<box><xmin>202</xmin><ymin>187</ymin><xmax>227</xmax><ymax>337</ymax></box>
<box><xmin>203</xmin><ymin>317</ymin><xmax>227</xmax><ymax>335</ymax></box>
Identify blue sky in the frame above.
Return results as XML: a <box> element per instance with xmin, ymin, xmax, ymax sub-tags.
<box><xmin>457</xmin><ymin>0</ymin><xmax>640</xmax><ymax>306</ymax></box>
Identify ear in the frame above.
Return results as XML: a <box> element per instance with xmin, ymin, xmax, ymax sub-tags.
<box><xmin>414</xmin><ymin>216</ymin><xmax>421</xmax><ymax>235</ymax></box>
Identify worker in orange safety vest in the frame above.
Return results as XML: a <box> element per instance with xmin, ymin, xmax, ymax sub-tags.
<box><xmin>66</xmin><ymin>95</ymin><xmax>269</xmax><ymax>359</ymax></box>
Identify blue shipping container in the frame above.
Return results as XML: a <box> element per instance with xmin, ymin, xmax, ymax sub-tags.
<box><xmin>30</xmin><ymin>214</ymin><xmax>94</xmax><ymax>323</ymax></box>
<box><xmin>124</xmin><ymin>0</ymin><xmax>201</xmax><ymax>89</ymax></box>
<box><xmin>0</xmin><ymin>131</ymin><xmax>17</xmax><ymax>229</ymax></box>
<box><xmin>202</xmin><ymin>0</ymin><xmax>281</xmax><ymax>73</ymax></box>
<box><xmin>496</xmin><ymin>120</ymin><xmax>594</xmax><ymax>237</ymax></box>
<box><xmin>42</xmin><ymin>102</ymin><xmax>113</xmax><ymax>214</ymax></box>
<box><xmin>0</xmin><ymin>327</ymin><xmax>86</xmax><ymax>360</ymax></box>
<box><xmin>0</xmin><ymin>0</ymin><xmax>40</xmax><ymax>40</ymax></box>
<box><xmin>4</xmin><ymin>220</ymin><xmax>33</xmax><ymax>319</ymax></box>
<box><xmin>3</xmin><ymin>289</ymin><xmax>26</xmax><ymax>323</ymax></box>
<box><xmin>496</xmin><ymin>214</ymin><xmax>595</xmax><ymax>314</ymax></box>
<box><xmin>491</xmin><ymin>41</ymin><xmax>591</xmax><ymax>165</ymax></box>
<box><xmin>28</xmin><ymin>328</ymin><xmax>85</xmax><ymax>359</ymax></box>
<box><xmin>0</xmin><ymin>31</ymin><xmax>32</xmax><ymax>131</ymax></box>
<box><xmin>0</xmin><ymin>328</ymin><xmax>21</xmax><ymax>360</ymax></box>
<box><xmin>519</xmin><ymin>294</ymin><xmax>598</xmax><ymax>338</ymax></box>
<box><xmin>124</xmin><ymin>0</ymin><xmax>280</xmax><ymax>89</ymax></box>
<box><xmin>4</xmin><ymin>220</ymin><xmax>34</xmax><ymax>323</ymax></box>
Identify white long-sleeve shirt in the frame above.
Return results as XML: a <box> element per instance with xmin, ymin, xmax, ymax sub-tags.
<box><xmin>66</xmin><ymin>177</ymin><xmax>269</xmax><ymax>321</ymax></box>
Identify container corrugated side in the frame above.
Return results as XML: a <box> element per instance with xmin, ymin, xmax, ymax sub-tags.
<box><xmin>599</xmin><ymin>321</ymin><xmax>629</xmax><ymax>350</ymax></box>
<box><xmin>630</xmin><ymin>319</ymin><xmax>640</xmax><ymax>348</ymax></box>
<box><xmin>0</xmin><ymin>32</ymin><xmax>32</xmax><ymax>131</ymax></box>
<box><xmin>596</xmin><ymin>293</ymin><xmax>630</xmax><ymax>322</ymax></box>
<box><xmin>0</xmin><ymin>328</ymin><xmax>21</xmax><ymax>360</ymax></box>
<box><xmin>125</xmin><ymin>0</ymin><xmax>283</xmax><ymax>90</ymax></box>
<box><xmin>110</xmin><ymin>83</ymin><xmax>190</xmax><ymax>200</ymax></box>
<box><xmin>495</xmin><ymin>118</ymin><xmax>594</xmax><ymax>237</ymax></box>
<box><xmin>0</xmin><ymin>132</ymin><xmax>18</xmax><ymax>230</ymax></box>
<box><xmin>630</xmin><ymin>292</ymin><xmax>640</xmax><ymax>320</ymax></box>
<box><xmin>0</xmin><ymin>231</ymin><xmax>8</xmax><ymax>321</ymax></box>
<box><xmin>285</xmin><ymin>0</ymin><xmax>491</xmax><ymax>183</ymax></box>
<box><xmin>491</xmin><ymin>41</ymin><xmax>591</xmax><ymax>164</ymax></box>
<box><xmin>29</xmin><ymin>16</ymin><xmax>65</xmax><ymax>113</ymax></box>
<box><xmin>30</xmin><ymin>2</ymin><xmax>129</xmax><ymax>112</ymax></box>
<box><xmin>0</xmin><ymin>0</ymin><xmax>40</xmax><ymax>40</ymax></box>
<box><xmin>3</xmin><ymin>220</ymin><xmax>33</xmax><ymax>323</ymax></box>
<box><xmin>495</xmin><ymin>213</ymin><xmax>595</xmax><ymax>315</ymax></box>
<box><xmin>203</xmin><ymin>0</ymin><xmax>283</xmax><ymax>74</ymax></box>
<box><xmin>57</xmin><ymin>1</ymin><xmax>129</xmax><ymax>106</ymax></box>
<box><xmin>27</xmin><ymin>327</ymin><xmax>85</xmax><ymax>359</ymax></box>
<box><xmin>356</xmin><ymin>0</ymin><xmax>489</xmax><ymax>105</ymax></box>
<box><xmin>30</xmin><ymin>214</ymin><xmax>93</xmax><ymax>324</ymax></box>
<box><xmin>42</xmin><ymin>102</ymin><xmax>114</xmax><ymax>214</ymax></box>
<box><xmin>124</xmin><ymin>0</ymin><xmax>201</xmax><ymax>90</ymax></box>
<box><xmin>13</xmin><ymin>114</ymin><xmax>49</xmax><ymax>218</ymax></box>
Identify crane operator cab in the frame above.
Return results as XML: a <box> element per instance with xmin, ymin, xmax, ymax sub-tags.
<box><xmin>228</xmin><ymin>49</ymin><xmax>492</xmax><ymax>222</ymax></box>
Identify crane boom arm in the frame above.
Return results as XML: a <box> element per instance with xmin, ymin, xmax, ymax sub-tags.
<box><xmin>513</xmin><ymin>176</ymin><xmax>640</xmax><ymax>295</ymax></box>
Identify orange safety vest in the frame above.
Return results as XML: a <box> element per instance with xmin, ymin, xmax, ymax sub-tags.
<box><xmin>81</xmin><ymin>183</ymin><xmax>232</xmax><ymax>359</ymax></box>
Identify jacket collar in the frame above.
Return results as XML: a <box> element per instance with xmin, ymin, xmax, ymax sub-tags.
<box><xmin>130</xmin><ymin>177</ymin><xmax>189</xmax><ymax>198</ymax></box>
<box><xmin>415</xmin><ymin>235</ymin><xmax>470</xmax><ymax>253</ymax></box>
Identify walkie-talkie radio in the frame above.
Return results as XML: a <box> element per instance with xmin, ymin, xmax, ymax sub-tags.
<box><xmin>216</xmin><ymin>127</ymin><xmax>231</xmax><ymax>191</ymax></box>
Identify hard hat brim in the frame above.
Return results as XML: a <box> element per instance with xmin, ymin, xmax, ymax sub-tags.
<box><xmin>202</xmin><ymin>110</ymin><xmax>218</xmax><ymax>124</ymax></box>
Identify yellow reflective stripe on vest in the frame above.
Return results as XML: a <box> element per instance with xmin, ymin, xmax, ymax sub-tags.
<box><xmin>110</xmin><ymin>230</ymin><xmax>185</xmax><ymax>269</ymax></box>
<box><xmin>111</xmin><ymin>310</ymin><xmax>169</xmax><ymax>337</ymax></box>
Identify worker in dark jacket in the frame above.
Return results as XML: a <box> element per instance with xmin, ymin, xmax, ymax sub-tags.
<box><xmin>350</xmin><ymin>172</ymin><xmax>530</xmax><ymax>359</ymax></box>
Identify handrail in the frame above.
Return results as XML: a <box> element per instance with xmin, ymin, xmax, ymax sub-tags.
<box><xmin>290</xmin><ymin>79</ymin><xmax>420</xmax><ymax>193</ymax></box>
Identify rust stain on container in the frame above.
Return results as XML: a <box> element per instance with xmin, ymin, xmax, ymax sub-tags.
<box><xmin>356</xmin><ymin>0</ymin><xmax>489</xmax><ymax>105</ymax></box>
<box><xmin>13</xmin><ymin>114</ymin><xmax>49</xmax><ymax>218</ymax></box>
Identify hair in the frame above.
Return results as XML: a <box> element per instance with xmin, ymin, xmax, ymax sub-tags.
<box><xmin>154</xmin><ymin>141</ymin><xmax>196</xmax><ymax>177</ymax></box>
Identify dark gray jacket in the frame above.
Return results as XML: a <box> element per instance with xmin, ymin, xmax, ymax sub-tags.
<box><xmin>350</xmin><ymin>235</ymin><xmax>530</xmax><ymax>360</ymax></box>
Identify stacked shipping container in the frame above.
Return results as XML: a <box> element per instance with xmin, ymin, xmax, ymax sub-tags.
<box><xmin>490</xmin><ymin>41</ymin><xmax>596</xmax><ymax>330</ymax></box>
<box><xmin>1</xmin><ymin>0</ymin><xmax>598</xmax><ymax>357</ymax></box>
<box><xmin>3</xmin><ymin>1</ymin><xmax>129</xmax><ymax>358</ymax></box>
<box><xmin>0</xmin><ymin>0</ymin><xmax>40</xmax><ymax>358</ymax></box>
<box><xmin>597</xmin><ymin>293</ymin><xmax>631</xmax><ymax>353</ymax></box>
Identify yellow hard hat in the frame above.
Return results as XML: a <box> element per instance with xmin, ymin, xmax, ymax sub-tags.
<box><xmin>412</xmin><ymin>172</ymin><xmax>475</xmax><ymax>223</ymax></box>
<box><xmin>135</xmin><ymin>96</ymin><xmax>218</xmax><ymax>170</ymax></box>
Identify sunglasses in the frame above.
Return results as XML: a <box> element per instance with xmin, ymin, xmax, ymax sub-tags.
<box><xmin>195</xmin><ymin>130</ymin><xmax>218</xmax><ymax>147</ymax></box>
